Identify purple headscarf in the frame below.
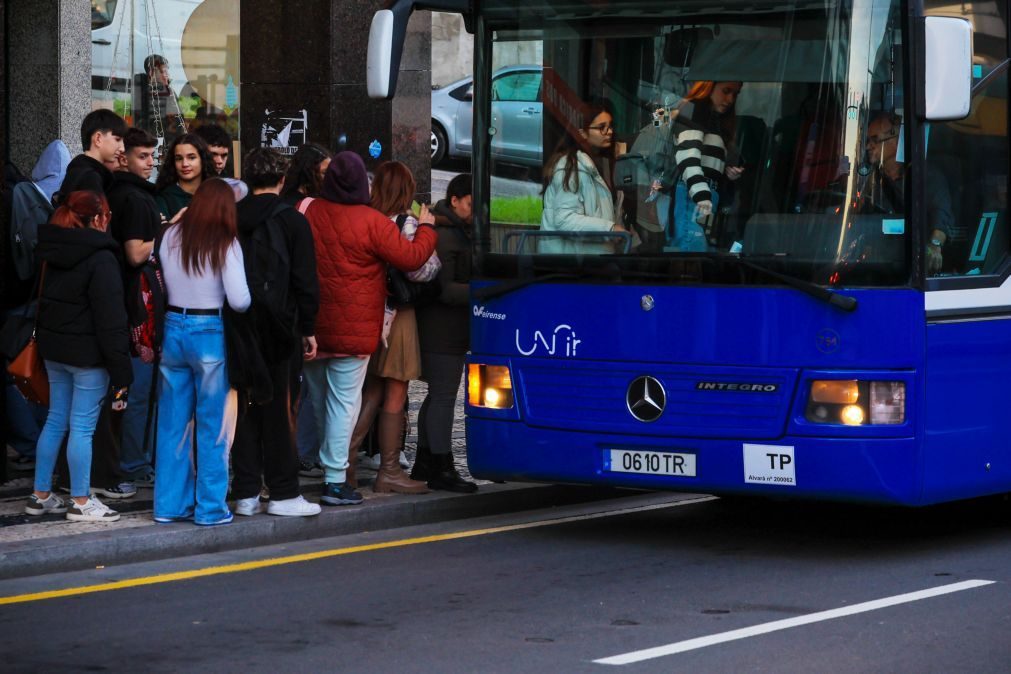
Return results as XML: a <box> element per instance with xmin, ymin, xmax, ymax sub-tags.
<box><xmin>320</xmin><ymin>151</ymin><xmax>370</xmax><ymax>205</ymax></box>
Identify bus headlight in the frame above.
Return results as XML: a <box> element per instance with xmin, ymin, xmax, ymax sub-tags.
<box><xmin>806</xmin><ymin>380</ymin><xmax>904</xmax><ymax>425</ymax></box>
<box><xmin>468</xmin><ymin>364</ymin><xmax>514</xmax><ymax>409</ymax></box>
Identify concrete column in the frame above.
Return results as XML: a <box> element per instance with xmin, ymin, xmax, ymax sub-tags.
<box><xmin>7</xmin><ymin>0</ymin><xmax>91</xmax><ymax>172</ymax></box>
<box><xmin>240</xmin><ymin>0</ymin><xmax>432</xmax><ymax>201</ymax></box>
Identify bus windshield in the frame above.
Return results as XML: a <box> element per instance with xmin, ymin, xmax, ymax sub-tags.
<box><xmin>481</xmin><ymin>0</ymin><xmax>914</xmax><ymax>287</ymax></box>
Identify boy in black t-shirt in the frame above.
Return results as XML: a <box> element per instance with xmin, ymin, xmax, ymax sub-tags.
<box><xmin>106</xmin><ymin>128</ymin><xmax>161</xmax><ymax>485</ymax></box>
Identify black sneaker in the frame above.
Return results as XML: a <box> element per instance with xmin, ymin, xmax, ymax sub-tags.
<box><xmin>320</xmin><ymin>482</ymin><xmax>364</xmax><ymax>506</ymax></box>
<box><xmin>298</xmin><ymin>458</ymin><xmax>324</xmax><ymax>478</ymax></box>
<box><xmin>92</xmin><ymin>482</ymin><xmax>137</xmax><ymax>499</ymax></box>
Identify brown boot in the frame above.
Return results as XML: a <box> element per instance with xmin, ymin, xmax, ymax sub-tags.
<box><xmin>374</xmin><ymin>411</ymin><xmax>429</xmax><ymax>494</ymax></box>
<box><xmin>346</xmin><ymin>381</ymin><xmax>382</xmax><ymax>488</ymax></box>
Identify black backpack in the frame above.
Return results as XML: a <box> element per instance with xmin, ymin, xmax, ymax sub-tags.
<box><xmin>243</xmin><ymin>201</ymin><xmax>296</xmax><ymax>362</ymax></box>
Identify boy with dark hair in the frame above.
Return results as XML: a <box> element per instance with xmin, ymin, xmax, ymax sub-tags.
<box><xmin>50</xmin><ymin>109</ymin><xmax>133</xmax><ymax>500</ymax></box>
<box><xmin>107</xmin><ymin>127</ymin><xmax>162</xmax><ymax>485</ymax></box>
<box><xmin>57</xmin><ymin>109</ymin><xmax>127</xmax><ymax>203</ymax></box>
<box><xmin>231</xmin><ymin>147</ymin><xmax>322</xmax><ymax>517</ymax></box>
<box><xmin>194</xmin><ymin>124</ymin><xmax>232</xmax><ymax>175</ymax></box>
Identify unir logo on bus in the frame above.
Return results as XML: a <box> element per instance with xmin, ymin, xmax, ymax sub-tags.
<box><xmin>515</xmin><ymin>324</ymin><xmax>581</xmax><ymax>357</ymax></box>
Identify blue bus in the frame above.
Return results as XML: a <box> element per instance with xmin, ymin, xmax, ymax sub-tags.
<box><xmin>370</xmin><ymin>0</ymin><xmax>1011</xmax><ymax>505</ymax></box>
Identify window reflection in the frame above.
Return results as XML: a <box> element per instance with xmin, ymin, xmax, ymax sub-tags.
<box><xmin>91</xmin><ymin>0</ymin><xmax>239</xmax><ymax>170</ymax></box>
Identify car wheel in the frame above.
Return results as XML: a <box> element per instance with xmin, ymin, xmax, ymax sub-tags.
<box><xmin>431</xmin><ymin>123</ymin><xmax>447</xmax><ymax>166</ymax></box>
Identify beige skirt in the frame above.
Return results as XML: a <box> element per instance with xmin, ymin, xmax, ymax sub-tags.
<box><xmin>371</xmin><ymin>306</ymin><xmax>422</xmax><ymax>381</ymax></box>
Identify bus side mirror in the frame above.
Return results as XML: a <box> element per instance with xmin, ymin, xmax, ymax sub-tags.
<box><xmin>368</xmin><ymin>1</ymin><xmax>473</xmax><ymax>100</ymax></box>
<box><xmin>368</xmin><ymin>9</ymin><xmax>403</xmax><ymax>100</ymax></box>
<box><xmin>923</xmin><ymin>16</ymin><xmax>973</xmax><ymax>121</ymax></box>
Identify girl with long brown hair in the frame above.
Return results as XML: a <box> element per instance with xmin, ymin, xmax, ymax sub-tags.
<box><xmin>155</xmin><ymin>178</ymin><xmax>250</xmax><ymax>526</ymax></box>
<box><xmin>26</xmin><ymin>191</ymin><xmax>132</xmax><ymax>522</ymax></box>
<box><xmin>348</xmin><ymin>161</ymin><xmax>439</xmax><ymax>495</ymax></box>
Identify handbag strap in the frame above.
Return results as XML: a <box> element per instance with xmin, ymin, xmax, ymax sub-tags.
<box><xmin>29</xmin><ymin>262</ymin><xmax>46</xmax><ymax>334</ymax></box>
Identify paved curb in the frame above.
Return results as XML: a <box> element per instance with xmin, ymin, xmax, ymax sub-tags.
<box><xmin>0</xmin><ymin>483</ymin><xmax>628</xmax><ymax>580</ymax></box>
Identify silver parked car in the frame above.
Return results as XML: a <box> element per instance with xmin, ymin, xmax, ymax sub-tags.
<box><xmin>431</xmin><ymin>65</ymin><xmax>543</xmax><ymax>168</ymax></box>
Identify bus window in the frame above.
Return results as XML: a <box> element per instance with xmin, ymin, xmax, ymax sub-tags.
<box><xmin>925</xmin><ymin>70</ymin><xmax>1009</xmax><ymax>277</ymax></box>
<box><xmin>484</xmin><ymin>0</ymin><xmax>912</xmax><ymax>288</ymax></box>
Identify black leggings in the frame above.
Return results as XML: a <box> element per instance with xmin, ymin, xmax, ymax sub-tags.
<box><xmin>418</xmin><ymin>351</ymin><xmax>465</xmax><ymax>456</ymax></box>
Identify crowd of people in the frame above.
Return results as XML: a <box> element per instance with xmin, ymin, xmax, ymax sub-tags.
<box><xmin>1</xmin><ymin>108</ymin><xmax>477</xmax><ymax>524</ymax></box>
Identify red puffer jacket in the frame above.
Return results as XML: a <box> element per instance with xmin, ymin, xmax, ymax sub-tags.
<box><xmin>304</xmin><ymin>199</ymin><xmax>438</xmax><ymax>355</ymax></box>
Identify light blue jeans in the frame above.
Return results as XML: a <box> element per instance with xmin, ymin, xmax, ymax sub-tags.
<box><xmin>120</xmin><ymin>356</ymin><xmax>154</xmax><ymax>478</ymax></box>
<box><xmin>303</xmin><ymin>356</ymin><xmax>370</xmax><ymax>484</ymax></box>
<box><xmin>34</xmin><ymin>361</ymin><xmax>109</xmax><ymax>498</ymax></box>
<box><xmin>155</xmin><ymin>312</ymin><xmax>236</xmax><ymax>524</ymax></box>
<box><xmin>668</xmin><ymin>181</ymin><xmax>719</xmax><ymax>252</ymax></box>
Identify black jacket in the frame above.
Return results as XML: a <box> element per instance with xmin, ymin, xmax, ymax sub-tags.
<box><xmin>236</xmin><ymin>193</ymin><xmax>319</xmax><ymax>337</ymax></box>
<box><xmin>416</xmin><ymin>200</ymin><xmax>472</xmax><ymax>355</ymax></box>
<box><xmin>34</xmin><ymin>224</ymin><xmax>133</xmax><ymax>387</ymax></box>
<box><xmin>107</xmin><ymin>172</ymin><xmax>160</xmax><ymax>251</ymax></box>
<box><xmin>57</xmin><ymin>155</ymin><xmax>114</xmax><ymax>203</ymax></box>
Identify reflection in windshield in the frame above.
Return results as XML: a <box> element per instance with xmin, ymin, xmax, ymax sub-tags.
<box><xmin>487</xmin><ymin>0</ymin><xmax>915</xmax><ymax>287</ymax></box>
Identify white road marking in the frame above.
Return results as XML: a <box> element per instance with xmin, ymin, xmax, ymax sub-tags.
<box><xmin>594</xmin><ymin>579</ymin><xmax>996</xmax><ymax>665</ymax></box>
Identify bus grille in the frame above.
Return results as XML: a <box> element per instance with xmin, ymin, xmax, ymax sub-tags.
<box><xmin>518</xmin><ymin>363</ymin><xmax>799</xmax><ymax>439</ymax></box>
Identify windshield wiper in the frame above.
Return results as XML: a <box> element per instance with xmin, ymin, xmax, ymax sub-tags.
<box><xmin>732</xmin><ymin>255</ymin><xmax>857</xmax><ymax>312</ymax></box>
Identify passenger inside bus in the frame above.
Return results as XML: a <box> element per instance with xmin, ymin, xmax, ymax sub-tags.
<box><xmin>663</xmin><ymin>81</ymin><xmax>745</xmax><ymax>252</ymax></box>
<box><xmin>857</xmin><ymin>111</ymin><xmax>953</xmax><ymax>274</ymax></box>
<box><xmin>540</xmin><ymin>98</ymin><xmax>628</xmax><ymax>254</ymax></box>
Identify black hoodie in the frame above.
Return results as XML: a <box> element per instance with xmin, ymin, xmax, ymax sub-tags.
<box><xmin>34</xmin><ymin>224</ymin><xmax>133</xmax><ymax>387</ymax></box>
<box><xmin>56</xmin><ymin>154</ymin><xmax>115</xmax><ymax>204</ymax></box>
<box><xmin>416</xmin><ymin>200</ymin><xmax>473</xmax><ymax>355</ymax></box>
<box><xmin>235</xmin><ymin>193</ymin><xmax>319</xmax><ymax>338</ymax></box>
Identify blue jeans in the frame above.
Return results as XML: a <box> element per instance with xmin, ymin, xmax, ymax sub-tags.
<box><xmin>303</xmin><ymin>356</ymin><xmax>369</xmax><ymax>484</ymax></box>
<box><xmin>120</xmin><ymin>357</ymin><xmax>154</xmax><ymax>478</ymax></box>
<box><xmin>155</xmin><ymin>312</ymin><xmax>236</xmax><ymax>524</ymax></box>
<box><xmin>5</xmin><ymin>378</ymin><xmax>46</xmax><ymax>458</ymax></box>
<box><xmin>668</xmin><ymin>181</ymin><xmax>719</xmax><ymax>252</ymax></box>
<box><xmin>34</xmin><ymin>361</ymin><xmax>109</xmax><ymax>497</ymax></box>
<box><xmin>4</xmin><ymin>306</ymin><xmax>46</xmax><ymax>458</ymax></box>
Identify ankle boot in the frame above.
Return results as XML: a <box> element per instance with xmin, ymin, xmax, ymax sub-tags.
<box><xmin>428</xmin><ymin>452</ymin><xmax>478</xmax><ymax>493</ymax></box>
<box><xmin>374</xmin><ymin>411</ymin><xmax>429</xmax><ymax>494</ymax></box>
<box><xmin>410</xmin><ymin>443</ymin><xmax>435</xmax><ymax>482</ymax></box>
<box><xmin>346</xmin><ymin>384</ymin><xmax>382</xmax><ymax>489</ymax></box>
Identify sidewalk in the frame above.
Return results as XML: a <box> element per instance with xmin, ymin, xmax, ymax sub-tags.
<box><xmin>1</xmin><ymin>382</ymin><xmax>627</xmax><ymax>580</ymax></box>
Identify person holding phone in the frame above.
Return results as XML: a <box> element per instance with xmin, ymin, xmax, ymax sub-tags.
<box><xmin>667</xmin><ymin>81</ymin><xmax>744</xmax><ymax>252</ymax></box>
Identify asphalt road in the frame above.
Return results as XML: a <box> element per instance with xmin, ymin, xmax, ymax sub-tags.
<box><xmin>2</xmin><ymin>492</ymin><xmax>1011</xmax><ymax>673</ymax></box>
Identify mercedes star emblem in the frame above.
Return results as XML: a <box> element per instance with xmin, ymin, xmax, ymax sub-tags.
<box><xmin>626</xmin><ymin>375</ymin><xmax>666</xmax><ymax>422</ymax></box>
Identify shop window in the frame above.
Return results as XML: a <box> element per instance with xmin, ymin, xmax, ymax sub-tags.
<box><xmin>91</xmin><ymin>0</ymin><xmax>240</xmax><ymax>172</ymax></box>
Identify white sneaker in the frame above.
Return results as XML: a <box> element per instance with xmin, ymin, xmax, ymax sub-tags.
<box><xmin>234</xmin><ymin>496</ymin><xmax>263</xmax><ymax>516</ymax></box>
<box><xmin>398</xmin><ymin>451</ymin><xmax>410</xmax><ymax>469</ymax></box>
<box><xmin>66</xmin><ymin>496</ymin><xmax>120</xmax><ymax>522</ymax></box>
<box><xmin>25</xmin><ymin>492</ymin><xmax>68</xmax><ymax>515</ymax></box>
<box><xmin>364</xmin><ymin>454</ymin><xmax>382</xmax><ymax>471</ymax></box>
<box><xmin>267</xmin><ymin>495</ymin><xmax>322</xmax><ymax>517</ymax></box>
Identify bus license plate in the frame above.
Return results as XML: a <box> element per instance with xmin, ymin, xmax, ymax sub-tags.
<box><xmin>606</xmin><ymin>449</ymin><xmax>696</xmax><ymax>477</ymax></box>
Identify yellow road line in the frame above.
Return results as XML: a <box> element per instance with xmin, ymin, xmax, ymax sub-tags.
<box><xmin>0</xmin><ymin>496</ymin><xmax>715</xmax><ymax>606</ymax></box>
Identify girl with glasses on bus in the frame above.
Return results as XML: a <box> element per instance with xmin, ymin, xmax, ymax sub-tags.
<box><xmin>666</xmin><ymin>80</ymin><xmax>744</xmax><ymax>252</ymax></box>
<box><xmin>541</xmin><ymin>98</ymin><xmax>628</xmax><ymax>254</ymax></box>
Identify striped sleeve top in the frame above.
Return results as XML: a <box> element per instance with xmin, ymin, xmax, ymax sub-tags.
<box><xmin>674</xmin><ymin>127</ymin><xmax>727</xmax><ymax>205</ymax></box>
